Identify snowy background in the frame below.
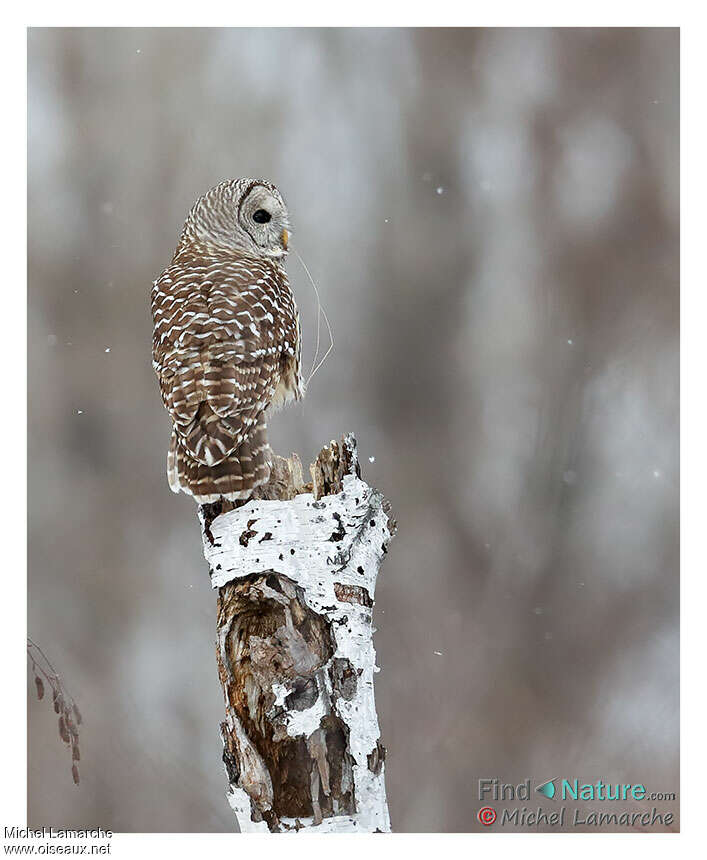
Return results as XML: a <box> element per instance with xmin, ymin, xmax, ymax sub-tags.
<box><xmin>28</xmin><ymin>28</ymin><xmax>679</xmax><ymax>832</ymax></box>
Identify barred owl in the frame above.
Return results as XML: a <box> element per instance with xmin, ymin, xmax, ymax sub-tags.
<box><xmin>151</xmin><ymin>179</ymin><xmax>303</xmax><ymax>503</ymax></box>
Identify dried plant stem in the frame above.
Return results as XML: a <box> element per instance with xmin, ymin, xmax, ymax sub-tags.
<box><xmin>27</xmin><ymin>638</ymin><xmax>83</xmax><ymax>785</ymax></box>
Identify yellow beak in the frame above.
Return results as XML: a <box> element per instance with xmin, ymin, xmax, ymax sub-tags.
<box><xmin>281</xmin><ymin>229</ymin><xmax>289</xmax><ymax>251</ymax></box>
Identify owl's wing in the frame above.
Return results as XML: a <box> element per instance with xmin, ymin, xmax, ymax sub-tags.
<box><xmin>152</xmin><ymin>257</ymin><xmax>290</xmax><ymax>466</ymax></box>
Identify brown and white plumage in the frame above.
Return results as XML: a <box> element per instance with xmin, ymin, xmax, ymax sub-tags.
<box><xmin>152</xmin><ymin>179</ymin><xmax>303</xmax><ymax>503</ymax></box>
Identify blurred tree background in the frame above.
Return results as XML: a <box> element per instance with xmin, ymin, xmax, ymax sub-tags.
<box><xmin>28</xmin><ymin>28</ymin><xmax>678</xmax><ymax>832</ymax></box>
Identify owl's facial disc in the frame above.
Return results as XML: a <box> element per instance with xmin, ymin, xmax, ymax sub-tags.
<box><xmin>239</xmin><ymin>184</ymin><xmax>290</xmax><ymax>258</ymax></box>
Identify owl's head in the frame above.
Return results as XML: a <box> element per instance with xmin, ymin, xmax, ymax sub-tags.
<box><xmin>180</xmin><ymin>178</ymin><xmax>291</xmax><ymax>259</ymax></box>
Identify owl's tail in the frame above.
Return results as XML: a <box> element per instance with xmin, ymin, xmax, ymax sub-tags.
<box><xmin>167</xmin><ymin>419</ymin><xmax>272</xmax><ymax>504</ymax></box>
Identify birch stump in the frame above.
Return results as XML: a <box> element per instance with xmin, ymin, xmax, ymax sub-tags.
<box><xmin>199</xmin><ymin>434</ymin><xmax>394</xmax><ymax>832</ymax></box>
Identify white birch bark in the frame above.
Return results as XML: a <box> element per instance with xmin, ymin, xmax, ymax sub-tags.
<box><xmin>199</xmin><ymin>435</ymin><xmax>393</xmax><ymax>833</ymax></box>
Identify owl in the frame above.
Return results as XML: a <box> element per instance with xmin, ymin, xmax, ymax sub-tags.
<box><xmin>151</xmin><ymin>179</ymin><xmax>304</xmax><ymax>503</ymax></box>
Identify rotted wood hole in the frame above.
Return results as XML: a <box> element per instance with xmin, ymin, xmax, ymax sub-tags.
<box><xmin>217</xmin><ymin>572</ymin><xmax>357</xmax><ymax>828</ymax></box>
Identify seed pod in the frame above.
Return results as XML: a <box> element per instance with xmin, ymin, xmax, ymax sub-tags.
<box><xmin>35</xmin><ymin>676</ymin><xmax>44</xmax><ymax>700</ymax></box>
<box><xmin>52</xmin><ymin>689</ymin><xmax>60</xmax><ymax>713</ymax></box>
<box><xmin>72</xmin><ymin>764</ymin><xmax>80</xmax><ymax>785</ymax></box>
<box><xmin>72</xmin><ymin>744</ymin><xmax>80</xmax><ymax>762</ymax></box>
<box><xmin>58</xmin><ymin>716</ymin><xmax>70</xmax><ymax>744</ymax></box>
<box><xmin>66</xmin><ymin>715</ymin><xmax>78</xmax><ymax>739</ymax></box>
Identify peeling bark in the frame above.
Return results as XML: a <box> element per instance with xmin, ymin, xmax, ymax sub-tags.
<box><xmin>200</xmin><ymin>434</ymin><xmax>394</xmax><ymax>832</ymax></box>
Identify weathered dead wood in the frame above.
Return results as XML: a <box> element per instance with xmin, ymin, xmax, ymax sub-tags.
<box><xmin>199</xmin><ymin>434</ymin><xmax>394</xmax><ymax>832</ymax></box>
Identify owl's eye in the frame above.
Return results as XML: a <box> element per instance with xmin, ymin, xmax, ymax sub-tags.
<box><xmin>252</xmin><ymin>209</ymin><xmax>271</xmax><ymax>224</ymax></box>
